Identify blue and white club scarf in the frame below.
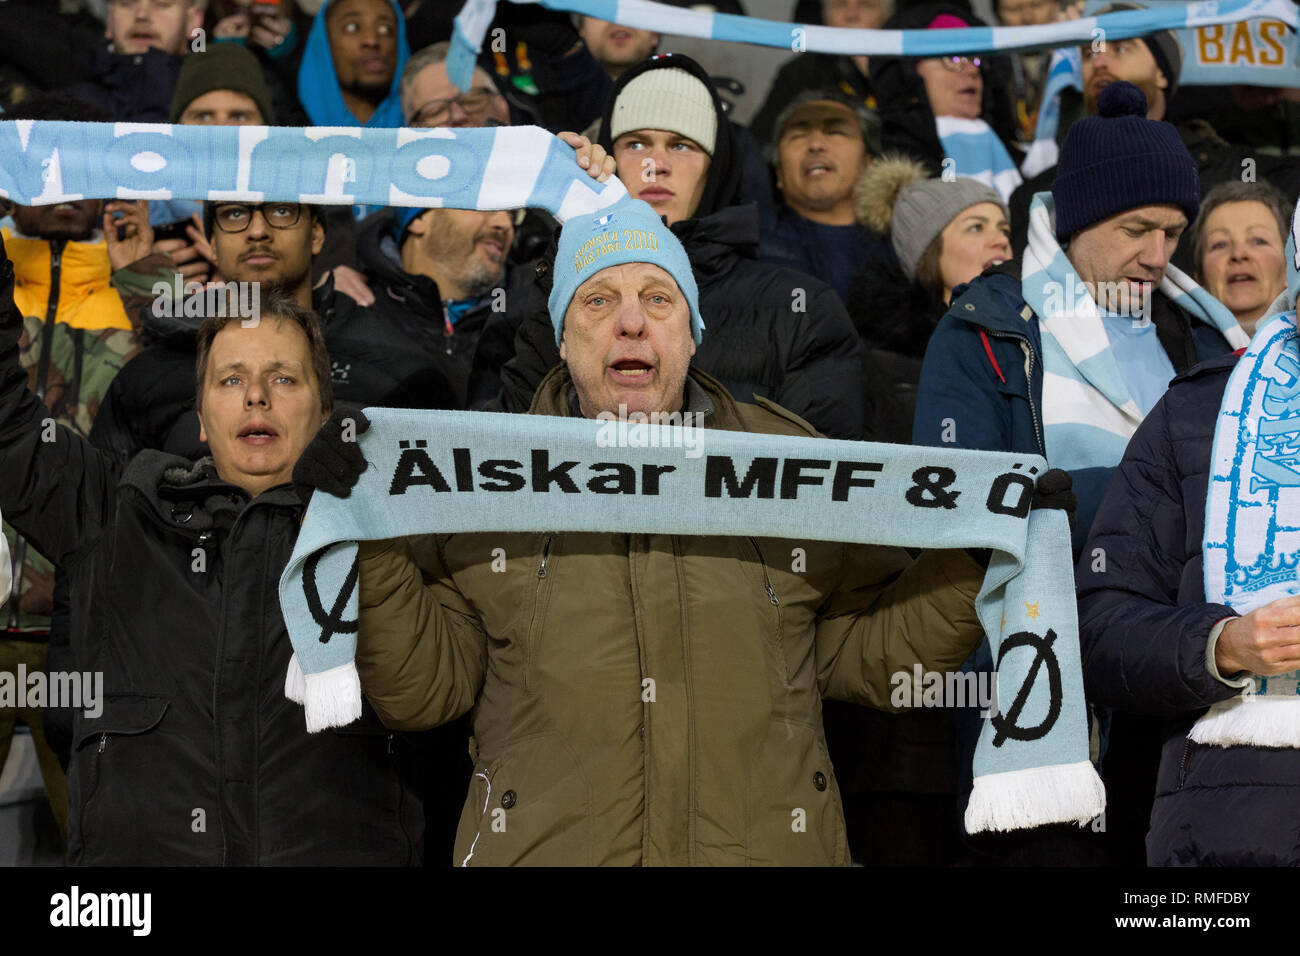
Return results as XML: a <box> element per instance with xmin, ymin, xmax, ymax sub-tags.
<box><xmin>448</xmin><ymin>0</ymin><xmax>1299</xmax><ymax>91</ymax></box>
<box><xmin>0</xmin><ymin>122</ymin><xmax>627</xmax><ymax>223</ymax></box>
<box><xmin>280</xmin><ymin>410</ymin><xmax>1105</xmax><ymax>834</ymax></box>
<box><xmin>935</xmin><ymin>116</ymin><xmax>1023</xmax><ymax>202</ymax></box>
<box><xmin>1198</xmin><ymin>201</ymin><xmax>1300</xmax><ymax>748</ymax></box>
<box><xmin>1022</xmin><ymin>192</ymin><xmax>1248</xmax><ymax>478</ymax></box>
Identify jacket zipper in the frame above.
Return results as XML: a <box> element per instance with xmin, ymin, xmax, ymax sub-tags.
<box><xmin>1176</xmin><ymin>737</ymin><xmax>1193</xmax><ymax>790</ymax></box>
<box><xmin>9</xmin><ymin>242</ymin><xmax>65</xmax><ymax>629</ymax></box>
<box><xmin>748</xmin><ymin>537</ymin><xmax>779</xmax><ymax>607</ymax></box>
<box><xmin>524</xmin><ymin>534</ymin><xmax>554</xmax><ymax>691</ymax></box>
<box><xmin>981</xmin><ymin>328</ymin><xmax>1046</xmax><ymax>456</ymax></box>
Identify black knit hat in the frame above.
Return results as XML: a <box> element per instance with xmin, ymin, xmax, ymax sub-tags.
<box><xmin>1051</xmin><ymin>82</ymin><xmax>1198</xmax><ymax>242</ymax></box>
<box><xmin>169</xmin><ymin>44</ymin><xmax>275</xmax><ymax>125</ymax></box>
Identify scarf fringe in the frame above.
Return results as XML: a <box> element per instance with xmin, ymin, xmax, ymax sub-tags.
<box><xmin>298</xmin><ymin>661</ymin><xmax>362</xmax><ymax>733</ymax></box>
<box><xmin>284</xmin><ymin>652</ymin><xmax>307</xmax><ymax>705</ymax></box>
<box><xmin>1189</xmin><ymin>696</ymin><xmax>1300</xmax><ymax>748</ymax></box>
<box><xmin>965</xmin><ymin>760</ymin><xmax>1105</xmax><ymax>833</ymax></box>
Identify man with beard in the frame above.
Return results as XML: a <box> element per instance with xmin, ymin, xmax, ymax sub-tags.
<box><xmin>62</xmin><ymin>0</ymin><xmax>204</xmax><ymax>122</ymax></box>
<box><xmin>298</xmin><ymin>0</ymin><xmax>408</xmax><ymax>128</ymax></box>
<box><xmin>1007</xmin><ymin>2</ymin><xmax>1297</xmax><ymax>257</ymax></box>
<box><xmin>330</xmin><ymin>204</ymin><xmax>530</xmax><ymax>412</ymax></box>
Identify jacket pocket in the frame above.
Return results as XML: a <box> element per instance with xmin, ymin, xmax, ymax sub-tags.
<box><xmin>523</xmin><ymin>533</ymin><xmax>557</xmax><ymax>693</ymax></box>
<box><xmin>71</xmin><ymin>694</ymin><xmax>170</xmax><ymax>863</ymax></box>
<box><xmin>453</xmin><ymin>731</ymin><xmax>594</xmax><ymax>866</ymax></box>
<box><xmin>744</xmin><ymin>720</ymin><xmax>846</xmax><ymax>866</ymax></box>
<box><xmin>739</xmin><ymin>537</ymin><xmax>790</xmax><ymax>685</ymax></box>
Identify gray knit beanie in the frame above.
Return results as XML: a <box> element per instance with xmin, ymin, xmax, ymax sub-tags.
<box><xmin>609</xmin><ymin>67</ymin><xmax>718</xmax><ymax>155</ymax></box>
<box><xmin>855</xmin><ymin>155</ymin><xmax>1007</xmax><ymax>281</ymax></box>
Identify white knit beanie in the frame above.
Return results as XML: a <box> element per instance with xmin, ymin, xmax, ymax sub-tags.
<box><xmin>609</xmin><ymin>67</ymin><xmax>718</xmax><ymax>155</ymax></box>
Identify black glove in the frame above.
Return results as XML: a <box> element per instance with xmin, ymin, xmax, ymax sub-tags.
<box><xmin>1031</xmin><ymin>467</ymin><xmax>1077</xmax><ymax>537</ymax></box>
<box><xmin>293</xmin><ymin>405</ymin><xmax>370</xmax><ymax>504</ymax></box>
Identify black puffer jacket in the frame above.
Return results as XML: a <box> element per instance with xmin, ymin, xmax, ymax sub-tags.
<box><xmin>493</xmin><ymin>203</ymin><xmax>865</xmax><ymax>439</ymax></box>
<box><xmin>1078</xmin><ymin>353</ymin><xmax>1300</xmax><ymax>866</ymax></box>
<box><xmin>844</xmin><ymin>254</ymin><xmax>946</xmax><ymax>445</ymax></box>
<box><xmin>0</xmin><ymin>243</ymin><xmax>422</xmax><ymax>865</ymax></box>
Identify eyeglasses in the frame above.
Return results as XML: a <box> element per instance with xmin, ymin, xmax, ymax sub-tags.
<box><xmin>212</xmin><ymin>202</ymin><xmax>304</xmax><ymax>233</ymax></box>
<box><xmin>409</xmin><ymin>88</ymin><xmax>502</xmax><ymax>128</ymax></box>
<box><xmin>939</xmin><ymin>55</ymin><xmax>982</xmax><ymax>72</ymax></box>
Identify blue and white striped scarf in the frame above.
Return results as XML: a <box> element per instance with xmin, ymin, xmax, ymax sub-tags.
<box><xmin>1022</xmin><ymin>192</ymin><xmax>1248</xmax><ymax>477</ymax></box>
<box><xmin>1198</xmin><ymin>199</ymin><xmax>1300</xmax><ymax>747</ymax></box>
<box><xmin>936</xmin><ymin>116</ymin><xmax>1023</xmax><ymax>202</ymax></box>
<box><xmin>448</xmin><ymin>0</ymin><xmax>1300</xmax><ymax>91</ymax></box>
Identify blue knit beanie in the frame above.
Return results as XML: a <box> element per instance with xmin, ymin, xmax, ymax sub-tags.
<box><xmin>1052</xmin><ymin>82</ymin><xmax>1199</xmax><ymax>243</ymax></box>
<box><xmin>548</xmin><ymin>197</ymin><xmax>704</xmax><ymax>347</ymax></box>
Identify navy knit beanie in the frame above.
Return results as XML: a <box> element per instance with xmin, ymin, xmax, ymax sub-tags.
<box><xmin>1051</xmin><ymin>82</ymin><xmax>1199</xmax><ymax>243</ymax></box>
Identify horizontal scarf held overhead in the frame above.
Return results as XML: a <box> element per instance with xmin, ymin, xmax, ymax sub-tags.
<box><xmin>448</xmin><ymin>0</ymin><xmax>1299</xmax><ymax>90</ymax></box>
<box><xmin>281</xmin><ymin>408</ymin><xmax>1105</xmax><ymax>834</ymax></box>
<box><xmin>0</xmin><ymin>122</ymin><xmax>627</xmax><ymax>222</ymax></box>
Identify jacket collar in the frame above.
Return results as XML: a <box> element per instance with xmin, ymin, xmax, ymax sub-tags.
<box><xmin>120</xmin><ymin>451</ymin><xmax>302</xmax><ymax>534</ymax></box>
<box><xmin>532</xmin><ymin>366</ymin><xmax>739</xmax><ymax>429</ymax></box>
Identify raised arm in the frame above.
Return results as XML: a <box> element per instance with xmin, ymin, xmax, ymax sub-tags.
<box><xmin>0</xmin><ymin>235</ymin><xmax>120</xmax><ymax>567</ymax></box>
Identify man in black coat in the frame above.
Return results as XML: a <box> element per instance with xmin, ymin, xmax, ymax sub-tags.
<box><xmin>487</xmin><ymin>53</ymin><xmax>865</xmax><ymax>440</ymax></box>
<box><xmin>0</xmin><ymin>232</ymin><xmax>422</xmax><ymax>865</ymax></box>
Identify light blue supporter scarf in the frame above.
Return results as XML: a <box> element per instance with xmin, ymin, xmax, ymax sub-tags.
<box><xmin>280</xmin><ymin>409</ymin><xmax>1105</xmax><ymax>833</ymax></box>
<box><xmin>1022</xmin><ymin>192</ymin><xmax>1248</xmax><ymax>479</ymax></box>
<box><xmin>448</xmin><ymin>0</ymin><xmax>1298</xmax><ymax>91</ymax></box>
<box><xmin>0</xmin><ymin>122</ymin><xmax>628</xmax><ymax>224</ymax></box>
<box><xmin>1198</xmin><ymin>201</ymin><xmax>1300</xmax><ymax>747</ymax></box>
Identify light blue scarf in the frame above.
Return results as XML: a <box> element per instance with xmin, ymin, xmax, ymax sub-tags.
<box><xmin>1198</xmin><ymin>201</ymin><xmax>1300</xmax><ymax>747</ymax></box>
<box><xmin>448</xmin><ymin>0</ymin><xmax>1299</xmax><ymax>91</ymax></box>
<box><xmin>935</xmin><ymin>116</ymin><xmax>1022</xmax><ymax>202</ymax></box>
<box><xmin>1022</xmin><ymin>192</ymin><xmax>1248</xmax><ymax>478</ymax></box>
<box><xmin>0</xmin><ymin>122</ymin><xmax>627</xmax><ymax>224</ymax></box>
<box><xmin>281</xmin><ymin>408</ymin><xmax>1104</xmax><ymax>834</ymax></box>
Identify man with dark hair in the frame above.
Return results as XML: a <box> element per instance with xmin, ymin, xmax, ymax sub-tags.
<box><xmin>0</xmin><ymin>230</ymin><xmax>423</xmax><ymax>865</ymax></box>
<box><xmin>298</xmin><ymin>0</ymin><xmax>408</xmax><ymax>128</ymax></box>
<box><xmin>760</xmin><ymin>90</ymin><xmax>890</xmax><ymax>301</ymax></box>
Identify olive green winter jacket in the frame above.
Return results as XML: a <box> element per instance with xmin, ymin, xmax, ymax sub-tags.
<box><xmin>356</xmin><ymin>367</ymin><xmax>984</xmax><ymax>865</ymax></box>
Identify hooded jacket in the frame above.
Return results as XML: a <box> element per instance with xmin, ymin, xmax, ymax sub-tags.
<box><xmin>354</xmin><ymin>364</ymin><xmax>985</xmax><ymax>866</ymax></box>
<box><xmin>491</xmin><ymin>55</ymin><xmax>865</xmax><ymax>439</ymax></box>
<box><xmin>0</xmin><ymin>240</ymin><xmax>422</xmax><ymax>864</ymax></box>
<box><xmin>297</xmin><ymin>0</ymin><xmax>410</xmax><ymax>128</ymax></box>
<box><xmin>868</xmin><ymin>3</ymin><xmax>1022</xmax><ymax>178</ymax></box>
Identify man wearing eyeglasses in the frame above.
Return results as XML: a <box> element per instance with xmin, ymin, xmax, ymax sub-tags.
<box><xmin>61</xmin><ymin>0</ymin><xmax>203</xmax><ymax>123</ymax></box>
